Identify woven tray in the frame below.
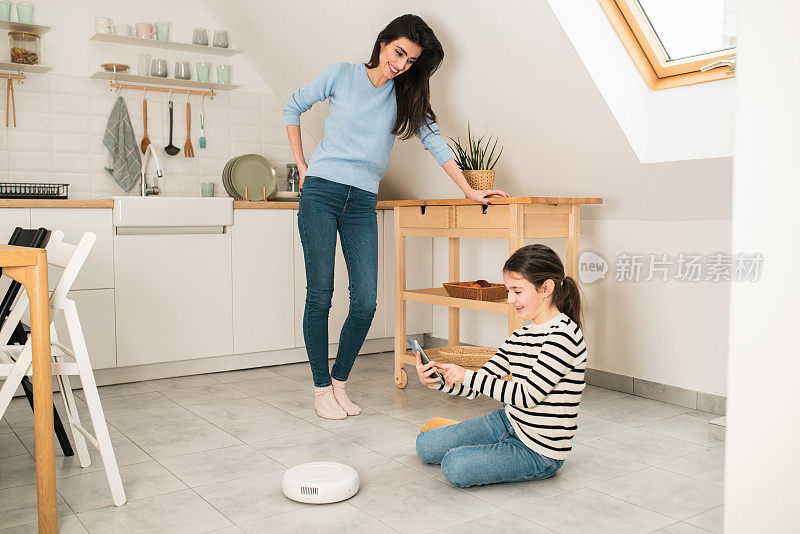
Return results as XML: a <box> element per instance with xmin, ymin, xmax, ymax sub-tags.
<box><xmin>442</xmin><ymin>282</ymin><xmax>508</xmax><ymax>301</ymax></box>
<box><xmin>435</xmin><ymin>345</ymin><xmax>497</xmax><ymax>369</ymax></box>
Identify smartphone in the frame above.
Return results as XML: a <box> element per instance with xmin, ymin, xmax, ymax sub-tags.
<box><xmin>408</xmin><ymin>338</ymin><xmax>445</xmax><ymax>387</ymax></box>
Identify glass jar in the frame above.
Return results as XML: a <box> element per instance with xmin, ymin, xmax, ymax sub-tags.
<box><xmin>286</xmin><ymin>163</ymin><xmax>300</xmax><ymax>192</ymax></box>
<box><xmin>9</xmin><ymin>31</ymin><xmax>40</xmax><ymax>65</ymax></box>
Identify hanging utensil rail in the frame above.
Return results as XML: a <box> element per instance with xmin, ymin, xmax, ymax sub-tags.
<box><xmin>107</xmin><ymin>81</ymin><xmax>215</xmax><ymax>98</ymax></box>
<box><xmin>0</xmin><ymin>72</ymin><xmax>26</xmax><ymax>81</ymax></box>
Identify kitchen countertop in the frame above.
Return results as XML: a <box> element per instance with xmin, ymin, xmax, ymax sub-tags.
<box><xmin>1</xmin><ymin>196</ymin><xmax>602</xmax><ymax>210</ymax></box>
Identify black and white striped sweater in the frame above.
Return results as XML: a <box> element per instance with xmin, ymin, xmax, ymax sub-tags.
<box><xmin>433</xmin><ymin>312</ymin><xmax>587</xmax><ymax>460</ymax></box>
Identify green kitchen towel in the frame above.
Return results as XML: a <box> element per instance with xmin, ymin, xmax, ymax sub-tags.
<box><xmin>103</xmin><ymin>96</ymin><xmax>142</xmax><ymax>192</ymax></box>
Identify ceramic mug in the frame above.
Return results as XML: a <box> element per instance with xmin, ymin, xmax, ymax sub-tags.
<box><xmin>135</xmin><ymin>22</ymin><xmax>155</xmax><ymax>39</ymax></box>
<box><xmin>95</xmin><ymin>17</ymin><xmax>113</xmax><ymax>34</ymax></box>
<box><xmin>114</xmin><ymin>24</ymin><xmax>131</xmax><ymax>37</ymax></box>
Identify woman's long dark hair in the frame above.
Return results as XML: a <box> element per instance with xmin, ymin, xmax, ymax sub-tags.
<box><xmin>365</xmin><ymin>14</ymin><xmax>444</xmax><ymax>140</ymax></box>
<box><xmin>504</xmin><ymin>244</ymin><xmax>583</xmax><ymax>330</ymax></box>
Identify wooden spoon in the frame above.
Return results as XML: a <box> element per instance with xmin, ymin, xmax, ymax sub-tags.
<box><xmin>140</xmin><ymin>97</ymin><xmax>151</xmax><ymax>154</ymax></box>
<box><xmin>183</xmin><ymin>102</ymin><xmax>194</xmax><ymax>158</ymax></box>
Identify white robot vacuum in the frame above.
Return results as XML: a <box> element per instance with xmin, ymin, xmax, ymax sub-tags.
<box><xmin>282</xmin><ymin>462</ymin><xmax>360</xmax><ymax>504</ymax></box>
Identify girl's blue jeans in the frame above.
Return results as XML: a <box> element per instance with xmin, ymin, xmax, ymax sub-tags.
<box><xmin>416</xmin><ymin>407</ymin><xmax>564</xmax><ymax>488</ymax></box>
<box><xmin>297</xmin><ymin>176</ymin><xmax>378</xmax><ymax>388</ymax></box>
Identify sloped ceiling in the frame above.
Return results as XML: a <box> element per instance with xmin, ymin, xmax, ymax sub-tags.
<box><xmin>200</xmin><ymin>0</ymin><xmax>732</xmax><ymax>221</ymax></box>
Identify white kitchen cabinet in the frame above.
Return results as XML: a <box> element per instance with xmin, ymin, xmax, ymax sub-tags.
<box><xmin>231</xmin><ymin>210</ymin><xmax>295</xmax><ymax>355</ymax></box>
<box><xmin>383</xmin><ymin>209</ymin><xmax>433</xmax><ymax>335</ymax></box>
<box><xmin>293</xmin><ymin>209</ymin><xmax>386</xmax><ymax>349</ymax></box>
<box><xmin>114</xmin><ymin>233</ymin><xmax>233</xmax><ymax>366</ymax></box>
<box><xmin>30</xmin><ymin>209</ymin><xmax>114</xmax><ymax>291</ymax></box>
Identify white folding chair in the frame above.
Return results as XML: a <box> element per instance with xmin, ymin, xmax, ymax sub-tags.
<box><xmin>0</xmin><ymin>230</ymin><xmax>126</xmax><ymax>506</ymax></box>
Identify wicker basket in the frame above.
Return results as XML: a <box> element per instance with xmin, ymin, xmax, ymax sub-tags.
<box><xmin>436</xmin><ymin>345</ymin><xmax>497</xmax><ymax>369</ymax></box>
<box><xmin>462</xmin><ymin>169</ymin><xmax>495</xmax><ymax>190</ymax></box>
<box><xmin>442</xmin><ymin>282</ymin><xmax>508</xmax><ymax>302</ymax></box>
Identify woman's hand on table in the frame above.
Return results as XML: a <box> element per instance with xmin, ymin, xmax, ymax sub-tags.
<box><xmin>464</xmin><ymin>187</ymin><xmax>510</xmax><ymax>205</ymax></box>
<box><xmin>436</xmin><ymin>362</ymin><xmax>467</xmax><ymax>385</ymax></box>
<box><xmin>415</xmin><ymin>352</ymin><xmax>443</xmax><ymax>387</ymax></box>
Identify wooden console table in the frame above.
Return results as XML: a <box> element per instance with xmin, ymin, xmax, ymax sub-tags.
<box><xmin>390</xmin><ymin>196</ymin><xmax>602</xmax><ymax>388</ymax></box>
<box><xmin>0</xmin><ymin>245</ymin><xmax>56</xmax><ymax>533</ymax></box>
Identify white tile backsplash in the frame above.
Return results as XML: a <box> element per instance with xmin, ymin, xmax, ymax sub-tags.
<box><xmin>7</xmin><ymin>132</ymin><xmax>50</xmax><ymax>152</ymax></box>
<box><xmin>1</xmin><ymin>74</ymin><xmax>314</xmax><ymax>197</ymax></box>
<box><xmin>16</xmin><ymin>112</ymin><xmax>51</xmax><ymax>132</ymax></box>
<box><xmin>49</xmin><ymin>94</ymin><xmax>90</xmax><ymax>115</ymax></box>
<box><xmin>9</xmin><ymin>151</ymin><xmax>51</xmax><ymax>172</ymax></box>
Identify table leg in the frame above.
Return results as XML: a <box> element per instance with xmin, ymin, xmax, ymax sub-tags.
<box><xmin>27</xmin><ymin>256</ymin><xmax>56</xmax><ymax>534</ymax></box>
<box><xmin>508</xmin><ymin>204</ymin><xmax>524</xmax><ymax>334</ymax></box>
<box><xmin>394</xmin><ymin>208</ymin><xmax>408</xmax><ymax>388</ymax></box>
<box><xmin>566</xmin><ymin>205</ymin><xmax>581</xmax><ymax>280</ymax></box>
<box><xmin>448</xmin><ymin>237</ymin><xmax>459</xmax><ymax>346</ymax></box>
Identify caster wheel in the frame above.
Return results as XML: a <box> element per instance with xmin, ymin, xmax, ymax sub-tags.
<box><xmin>394</xmin><ymin>367</ymin><xmax>408</xmax><ymax>389</ymax></box>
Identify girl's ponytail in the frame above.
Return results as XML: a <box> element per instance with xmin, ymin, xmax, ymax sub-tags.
<box><xmin>553</xmin><ymin>275</ymin><xmax>583</xmax><ymax>331</ymax></box>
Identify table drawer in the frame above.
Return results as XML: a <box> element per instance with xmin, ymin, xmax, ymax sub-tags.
<box><xmin>455</xmin><ymin>204</ymin><xmax>510</xmax><ymax>229</ymax></box>
<box><xmin>398</xmin><ymin>206</ymin><xmax>450</xmax><ymax>228</ymax></box>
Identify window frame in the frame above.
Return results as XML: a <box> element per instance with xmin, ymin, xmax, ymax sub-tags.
<box><xmin>598</xmin><ymin>0</ymin><xmax>736</xmax><ymax>90</ymax></box>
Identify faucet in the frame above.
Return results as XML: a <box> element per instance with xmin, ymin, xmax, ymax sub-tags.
<box><xmin>141</xmin><ymin>144</ymin><xmax>164</xmax><ymax>197</ymax></box>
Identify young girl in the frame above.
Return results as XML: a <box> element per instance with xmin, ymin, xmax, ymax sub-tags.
<box><xmin>415</xmin><ymin>244</ymin><xmax>587</xmax><ymax>488</ymax></box>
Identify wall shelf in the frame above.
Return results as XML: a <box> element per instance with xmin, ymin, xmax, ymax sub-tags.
<box><xmin>89</xmin><ymin>33</ymin><xmax>241</xmax><ymax>57</ymax></box>
<box><xmin>90</xmin><ymin>71</ymin><xmax>240</xmax><ymax>92</ymax></box>
<box><xmin>0</xmin><ymin>61</ymin><xmax>52</xmax><ymax>74</ymax></box>
<box><xmin>0</xmin><ymin>21</ymin><xmax>51</xmax><ymax>34</ymax></box>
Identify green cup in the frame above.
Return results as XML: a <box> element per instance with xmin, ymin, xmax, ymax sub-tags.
<box><xmin>200</xmin><ymin>182</ymin><xmax>215</xmax><ymax>197</ymax></box>
<box><xmin>0</xmin><ymin>1</ymin><xmax>12</xmax><ymax>22</ymax></box>
<box><xmin>216</xmin><ymin>64</ymin><xmax>230</xmax><ymax>84</ymax></box>
<box><xmin>155</xmin><ymin>21</ymin><xmax>170</xmax><ymax>41</ymax></box>
<box><xmin>16</xmin><ymin>2</ymin><xmax>33</xmax><ymax>23</ymax></box>
<box><xmin>196</xmin><ymin>62</ymin><xmax>211</xmax><ymax>82</ymax></box>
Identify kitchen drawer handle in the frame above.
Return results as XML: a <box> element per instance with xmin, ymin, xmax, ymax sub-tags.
<box><xmin>420</xmin><ymin>205</ymin><xmax>426</xmax><ymax>215</ymax></box>
<box><xmin>482</xmin><ymin>204</ymin><xmax>488</xmax><ymax>214</ymax></box>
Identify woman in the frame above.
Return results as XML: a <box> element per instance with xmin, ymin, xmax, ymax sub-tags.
<box><xmin>284</xmin><ymin>14</ymin><xmax>509</xmax><ymax>420</ymax></box>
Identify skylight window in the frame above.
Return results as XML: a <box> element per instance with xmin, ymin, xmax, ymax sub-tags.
<box><xmin>637</xmin><ymin>0</ymin><xmax>736</xmax><ymax>60</ymax></box>
<box><xmin>599</xmin><ymin>0</ymin><xmax>737</xmax><ymax>90</ymax></box>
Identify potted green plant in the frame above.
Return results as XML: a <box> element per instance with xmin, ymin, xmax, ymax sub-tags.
<box><xmin>448</xmin><ymin>122</ymin><xmax>503</xmax><ymax>190</ymax></box>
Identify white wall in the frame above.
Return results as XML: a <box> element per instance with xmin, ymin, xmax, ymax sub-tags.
<box><xmin>725</xmin><ymin>1</ymin><xmax>800</xmax><ymax>531</ymax></box>
<box><xmin>0</xmin><ymin>0</ymin><xmax>313</xmax><ymax>197</ymax></box>
<box><xmin>548</xmin><ymin>0</ymin><xmax>736</xmax><ymax>164</ymax></box>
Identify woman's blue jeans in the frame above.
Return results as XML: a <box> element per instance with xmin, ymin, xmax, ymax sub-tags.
<box><xmin>416</xmin><ymin>407</ymin><xmax>564</xmax><ymax>488</ymax></box>
<box><xmin>297</xmin><ymin>176</ymin><xmax>378</xmax><ymax>388</ymax></box>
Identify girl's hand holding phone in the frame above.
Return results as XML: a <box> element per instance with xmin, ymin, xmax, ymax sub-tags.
<box><xmin>436</xmin><ymin>362</ymin><xmax>467</xmax><ymax>385</ymax></box>
<box><xmin>415</xmin><ymin>352</ymin><xmax>443</xmax><ymax>387</ymax></box>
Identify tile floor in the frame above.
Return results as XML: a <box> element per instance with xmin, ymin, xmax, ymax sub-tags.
<box><xmin>0</xmin><ymin>352</ymin><xmax>725</xmax><ymax>533</ymax></box>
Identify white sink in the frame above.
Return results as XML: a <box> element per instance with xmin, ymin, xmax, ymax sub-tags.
<box><xmin>112</xmin><ymin>196</ymin><xmax>234</xmax><ymax>228</ymax></box>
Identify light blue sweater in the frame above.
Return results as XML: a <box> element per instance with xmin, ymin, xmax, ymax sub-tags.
<box><xmin>283</xmin><ymin>62</ymin><xmax>453</xmax><ymax>194</ymax></box>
